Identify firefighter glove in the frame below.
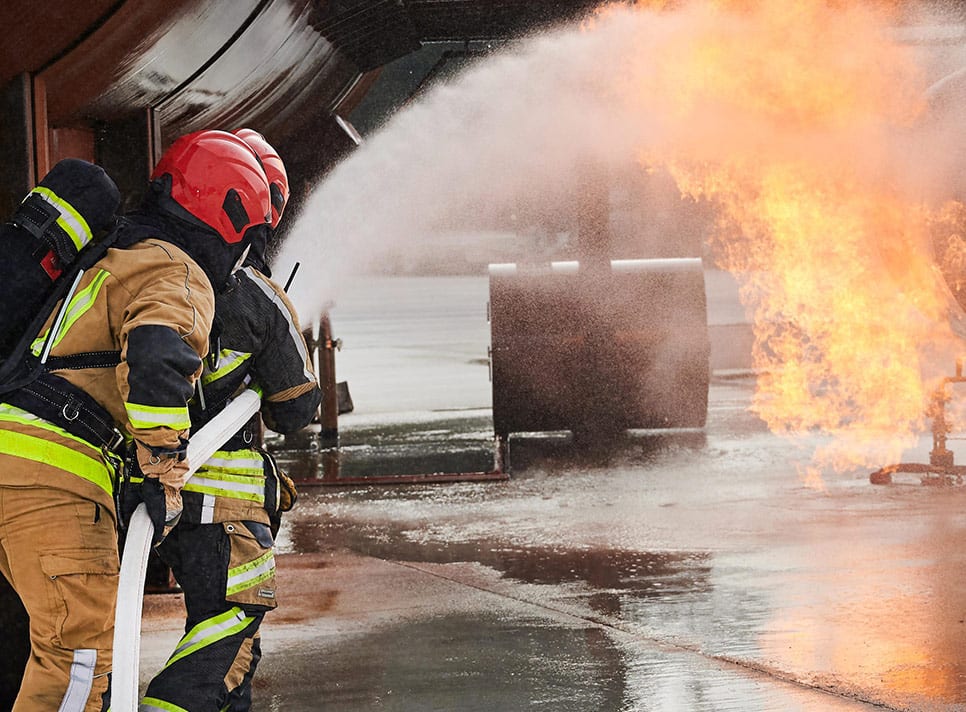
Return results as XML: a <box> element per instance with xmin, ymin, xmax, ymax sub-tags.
<box><xmin>130</xmin><ymin>440</ymin><xmax>190</xmax><ymax>544</ymax></box>
<box><xmin>119</xmin><ymin>467</ymin><xmax>175</xmax><ymax>546</ymax></box>
<box><xmin>278</xmin><ymin>470</ymin><xmax>298</xmax><ymax>513</ymax></box>
<box><xmin>263</xmin><ymin>451</ymin><xmax>298</xmax><ymax>538</ymax></box>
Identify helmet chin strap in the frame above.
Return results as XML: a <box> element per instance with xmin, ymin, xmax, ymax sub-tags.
<box><xmin>230</xmin><ymin>244</ymin><xmax>251</xmax><ymax>275</ymax></box>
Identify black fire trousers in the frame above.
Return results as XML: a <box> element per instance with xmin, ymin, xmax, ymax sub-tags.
<box><xmin>143</xmin><ymin>523</ymin><xmax>265</xmax><ymax>712</ymax></box>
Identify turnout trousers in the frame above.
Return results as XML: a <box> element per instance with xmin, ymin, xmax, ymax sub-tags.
<box><xmin>0</xmin><ymin>575</ymin><xmax>29</xmax><ymax>709</ymax></box>
<box><xmin>142</xmin><ymin>521</ymin><xmax>274</xmax><ymax>712</ymax></box>
<box><xmin>0</xmin><ymin>484</ymin><xmax>117</xmax><ymax>712</ymax></box>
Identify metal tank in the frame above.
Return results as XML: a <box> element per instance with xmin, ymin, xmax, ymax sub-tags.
<box><xmin>488</xmin><ymin>164</ymin><xmax>711</xmax><ymax>441</ymax></box>
<box><xmin>489</xmin><ymin>258</ymin><xmax>711</xmax><ymax>440</ymax></box>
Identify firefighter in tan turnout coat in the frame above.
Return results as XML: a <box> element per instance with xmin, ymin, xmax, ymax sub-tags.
<box><xmin>0</xmin><ymin>129</ymin><xmax>272</xmax><ymax>712</ymax></box>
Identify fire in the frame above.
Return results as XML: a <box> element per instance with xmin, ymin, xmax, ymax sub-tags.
<box><xmin>598</xmin><ymin>0</ymin><xmax>966</xmax><ymax>471</ymax></box>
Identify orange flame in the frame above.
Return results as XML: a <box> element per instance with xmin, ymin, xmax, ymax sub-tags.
<box><xmin>598</xmin><ymin>0</ymin><xmax>966</xmax><ymax>469</ymax></box>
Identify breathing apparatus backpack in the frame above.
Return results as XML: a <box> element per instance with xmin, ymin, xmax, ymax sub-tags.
<box><xmin>0</xmin><ymin>158</ymin><xmax>121</xmax><ymax>395</ymax></box>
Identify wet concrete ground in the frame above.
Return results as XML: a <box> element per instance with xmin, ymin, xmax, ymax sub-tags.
<box><xmin>137</xmin><ymin>274</ymin><xmax>966</xmax><ymax>710</ymax></box>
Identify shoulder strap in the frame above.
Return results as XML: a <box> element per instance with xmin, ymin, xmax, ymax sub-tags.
<box><xmin>0</xmin><ymin>223</ymin><xmax>124</xmax><ymax>395</ymax></box>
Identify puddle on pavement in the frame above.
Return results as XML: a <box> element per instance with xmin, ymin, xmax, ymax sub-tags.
<box><xmin>252</xmin><ymin>610</ymin><xmax>875</xmax><ymax>711</ymax></box>
<box><xmin>264</xmin><ymin>377</ymin><xmax>963</xmax><ymax>710</ymax></box>
<box><xmin>286</xmin><ymin>511</ymin><xmax>713</xmax><ymax>618</ymax></box>
<box><xmin>285</xmin><ymin>512</ymin><xmax>779</xmax><ymax>674</ymax></box>
<box><xmin>254</xmin><ymin>612</ymin><xmax>626</xmax><ymax>711</ymax></box>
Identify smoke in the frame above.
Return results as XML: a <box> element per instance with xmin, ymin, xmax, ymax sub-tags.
<box><xmin>274</xmin><ymin>7</ymin><xmax>679</xmax><ymax>318</ymax></box>
<box><xmin>277</xmin><ymin>1</ymin><xmax>966</xmax><ymax>314</ymax></box>
<box><xmin>276</xmin><ymin>0</ymin><xmax>966</xmax><ymax>469</ymax></box>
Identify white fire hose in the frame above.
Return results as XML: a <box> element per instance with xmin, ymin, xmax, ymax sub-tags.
<box><xmin>112</xmin><ymin>388</ymin><xmax>262</xmax><ymax>711</ymax></box>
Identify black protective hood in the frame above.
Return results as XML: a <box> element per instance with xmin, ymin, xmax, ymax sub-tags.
<box><xmin>127</xmin><ymin>185</ymin><xmax>255</xmax><ymax>293</ymax></box>
<box><xmin>241</xmin><ymin>224</ymin><xmax>272</xmax><ymax>277</ymax></box>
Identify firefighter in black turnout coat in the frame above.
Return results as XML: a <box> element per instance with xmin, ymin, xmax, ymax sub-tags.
<box><xmin>140</xmin><ymin>129</ymin><xmax>320</xmax><ymax>711</ymax></box>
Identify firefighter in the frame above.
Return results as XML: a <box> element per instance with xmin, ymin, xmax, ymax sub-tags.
<box><xmin>0</xmin><ymin>130</ymin><xmax>271</xmax><ymax>712</ymax></box>
<box><xmin>0</xmin><ymin>157</ymin><xmax>121</xmax><ymax>712</ymax></box>
<box><xmin>140</xmin><ymin>129</ymin><xmax>320</xmax><ymax>711</ymax></box>
<box><xmin>232</xmin><ymin>128</ymin><xmax>285</xmax><ymax>278</ymax></box>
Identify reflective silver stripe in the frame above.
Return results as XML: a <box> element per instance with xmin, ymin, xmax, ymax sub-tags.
<box><xmin>32</xmin><ymin>186</ymin><xmax>93</xmax><ymax>252</ymax></box>
<box><xmin>227</xmin><ymin>551</ymin><xmax>275</xmax><ymax>595</ymax></box>
<box><xmin>201</xmin><ymin>493</ymin><xmax>215</xmax><ymax>524</ymax></box>
<box><xmin>203</xmin><ymin>455</ymin><xmax>264</xmax><ymax>473</ymax></box>
<box><xmin>202</xmin><ymin>349</ymin><xmax>251</xmax><ymax>385</ymax></box>
<box><xmin>243</xmin><ymin>266</ymin><xmax>314</xmax><ymax>381</ymax></box>
<box><xmin>186</xmin><ymin>474</ymin><xmax>264</xmax><ymax>497</ymax></box>
<box><xmin>58</xmin><ymin>648</ymin><xmax>96</xmax><ymax>712</ymax></box>
<box><xmin>167</xmin><ymin>608</ymin><xmax>252</xmax><ymax>667</ymax></box>
<box><xmin>124</xmin><ymin>402</ymin><xmax>191</xmax><ymax>430</ymax></box>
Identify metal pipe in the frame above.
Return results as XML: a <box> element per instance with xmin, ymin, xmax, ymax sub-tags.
<box><xmin>318</xmin><ymin>312</ymin><xmax>339</xmax><ymax>448</ymax></box>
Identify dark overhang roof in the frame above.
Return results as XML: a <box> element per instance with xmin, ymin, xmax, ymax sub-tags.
<box><xmin>309</xmin><ymin>0</ymin><xmax>606</xmax><ymax>71</ymax></box>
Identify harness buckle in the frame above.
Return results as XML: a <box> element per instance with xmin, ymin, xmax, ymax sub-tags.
<box><xmin>108</xmin><ymin>429</ymin><xmax>125</xmax><ymax>453</ymax></box>
<box><xmin>62</xmin><ymin>402</ymin><xmax>80</xmax><ymax>422</ymax></box>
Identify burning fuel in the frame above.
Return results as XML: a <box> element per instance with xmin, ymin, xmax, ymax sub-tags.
<box><xmin>277</xmin><ymin>0</ymin><xmax>966</xmax><ymax>475</ymax></box>
<box><xmin>613</xmin><ymin>0</ymin><xmax>966</xmax><ymax>472</ymax></box>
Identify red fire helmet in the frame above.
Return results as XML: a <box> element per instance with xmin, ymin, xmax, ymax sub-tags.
<box><xmin>233</xmin><ymin>128</ymin><xmax>289</xmax><ymax>229</ymax></box>
<box><xmin>151</xmin><ymin>129</ymin><xmax>271</xmax><ymax>244</ymax></box>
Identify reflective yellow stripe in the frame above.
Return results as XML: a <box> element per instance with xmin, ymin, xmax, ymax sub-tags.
<box><xmin>226</xmin><ymin>550</ymin><xmax>275</xmax><ymax>597</ymax></box>
<box><xmin>184</xmin><ymin>473</ymin><xmax>265</xmax><ymax>503</ymax></box>
<box><xmin>31</xmin><ymin>269</ymin><xmax>111</xmax><ymax>356</ymax></box>
<box><xmin>202</xmin><ymin>449</ymin><xmax>264</xmax><ymax>475</ymax></box>
<box><xmin>0</xmin><ymin>429</ymin><xmax>114</xmax><ymax>495</ymax></box>
<box><xmin>125</xmin><ymin>402</ymin><xmax>190</xmax><ymax>430</ymax></box>
<box><xmin>202</xmin><ymin>459</ymin><xmax>263</xmax><ymax>475</ymax></box>
<box><xmin>185</xmin><ymin>449</ymin><xmax>265</xmax><ymax>502</ymax></box>
<box><xmin>164</xmin><ymin>608</ymin><xmax>254</xmax><ymax>669</ymax></box>
<box><xmin>0</xmin><ymin>404</ymin><xmax>103</xmax><ymax>456</ymax></box>
<box><xmin>29</xmin><ymin>186</ymin><xmax>93</xmax><ymax>252</ymax></box>
<box><xmin>202</xmin><ymin>350</ymin><xmax>252</xmax><ymax>385</ymax></box>
<box><xmin>140</xmin><ymin>697</ymin><xmax>190</xmax><ymax>712</ymax></box>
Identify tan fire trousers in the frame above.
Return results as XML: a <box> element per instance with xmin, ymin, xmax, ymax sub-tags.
<box><xmin>0</xmin><ymin>485</ymin><xmax>117</xmax><ymax>711</ymax></box>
